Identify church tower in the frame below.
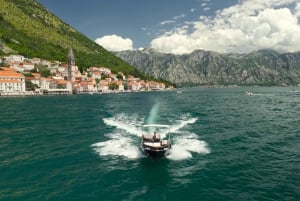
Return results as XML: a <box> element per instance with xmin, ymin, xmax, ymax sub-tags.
<box><xmin>67</xmin><ymin>48</ymin><xmax>75</xmax><ymax>82</ymax></box>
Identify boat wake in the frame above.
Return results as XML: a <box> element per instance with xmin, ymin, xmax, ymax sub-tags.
<box><xmin>167</xmin><ymin>131</ymin><xmax>210</xmax><ymax>161</ymax></box>
<box><xmin>91</xmin><ymin>113</ymin><xmax>210</xmax><ymax>161</ymax></box>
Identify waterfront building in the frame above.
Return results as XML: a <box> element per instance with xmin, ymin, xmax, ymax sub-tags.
<box><xmin>0</xmin><ymin>67</ymin><xmax>26</xmax><ymax>95</ymax></box>
<box><xmin>98</xmin><ymin>80</ymin><xmax>109</xmax><ymax>92</ymax></box>
<box><xmin>115</xmin><ymin>80</ymin><xmax>124</xmax><ymax>91</ymax></box>
<box><xmin>128</xmin><ymin>80</ymin><xmax>141</xmax><ymax>91</ymax></box>
<box><xmin>40</xmin><ymin>77</ymin><xmax>53</xmax><ymax>90</ymax></box>
<box><xmin>79</xmin><ymin>80</ymin><xmax>95</xmax><ymax>93</ymax></box>
<box><xmin>26</xmin><ymin>73</ymin><xmax>40</xmax><ymax>87</ymax></box>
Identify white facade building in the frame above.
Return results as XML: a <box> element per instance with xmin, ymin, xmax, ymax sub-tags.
<box><xmin>40</xmin><ymin>78</ymin><xmax>53</xmax><ymax>90</ymax></box>
<box><xmin>0</xmin><ymin>69</ymin><xmax>26</xmax><ymax>94</ymax></box>
<box><xmin>4</xmin><ymin>55</ymin><xmax>25</xmax><ymax>63</ymax></box>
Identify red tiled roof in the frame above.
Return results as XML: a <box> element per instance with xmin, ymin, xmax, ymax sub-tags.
<box><xmin>0</xmin><ymin>79</ymin><xmax>21</xmax><ymax>83</ymax></box>
<box><xmin>31</xmin><ymin>73</ymin><xmax>41</xmax><ymax>77</ymax></box>
<box><xmin>0</xmin><ymin>67</ymin><xmax>16</xmax><ymax>71</ymax></box>
<box><xmin>80</xmin><ymin>81</ymin><xmax>94</xmax><ymax>86</ymax></box>
<box><xmin>0</xmin><ymin>71</ymin><xmax>24</xmax><ymax>78</ymax></box>
<box><xmin>56</xmin><ymin>80</ymin><xmax>68</xmax><ymax>84</ymax></box>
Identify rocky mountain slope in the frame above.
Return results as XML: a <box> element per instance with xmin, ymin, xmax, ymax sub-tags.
<box><xmin>115</xmin><ymin>48</ymin><xmax>300</xmax><ymax>86</ymax></box>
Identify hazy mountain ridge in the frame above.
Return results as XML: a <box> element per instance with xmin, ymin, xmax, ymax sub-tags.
<box><xmin>115</xmin><ymin>48</ymin><xmax>300</xmax><ymax>86</ymax></box>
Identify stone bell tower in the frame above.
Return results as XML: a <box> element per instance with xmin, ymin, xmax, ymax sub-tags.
<box><xmin>67</xmin><ymin>48</ymin><xmax>75</xmax><ymax>82</ymax></box>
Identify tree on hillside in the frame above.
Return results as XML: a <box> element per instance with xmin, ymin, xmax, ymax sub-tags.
<box><xmin>109</xmin><ymin>82</ymin><xmax>118</xmax><ymax>90</ymax></box>
<box><xmin>38</xmin><ymin>66</ymin><xmax>51</xmax><ymax>77</ymax></box>
<box><xmin>117</xmin><ymin>73</ymin><xmax>123</xmax><ymax>80</ymax></box>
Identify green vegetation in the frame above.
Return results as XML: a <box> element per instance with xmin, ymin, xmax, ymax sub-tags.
<box><xmin>38</xmin><ymin>66</ymin><xmax>51</xmax><ymax>77</ymax></box>
<box><xmin>25</xmin><ymin>80</ymin><xmax>38</xmax><ymax>91</ymax></box>
<box><xmin>23</xmin><ymin>72</ymin><xmax>33</xmax><ymax>77</ymax></box>
<box><xmin>109</xmin><ymin>82</ymin><xmax>119</xmax><ymax>90</ymax></box>
<box><xmin>0</xmin><ymin>0</ymin><xmax>147</xmax><ymax>79</ymax></box>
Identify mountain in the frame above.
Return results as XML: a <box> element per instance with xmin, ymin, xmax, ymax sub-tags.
<box><xmin>115</xmin><ymin>48</ymin><xmax>300</xmax><ymax>86</ymax></box>
<box><xmin>2</xmin><ymin>0</ymin><xmax>300</xmax><ymax>87</ymax></box>
<box><xmin>0</xmin><ymin>0</ymin><xmax>143</xmax><ymax>77</ymax></box>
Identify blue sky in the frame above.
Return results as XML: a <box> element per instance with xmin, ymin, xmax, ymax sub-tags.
<box><xmin>37</xmin><ymin>0</ymin><xmax>300</xmax><ymax>54</ymax></box>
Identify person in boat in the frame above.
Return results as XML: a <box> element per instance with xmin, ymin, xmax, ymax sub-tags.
<box><xmin>152</xmin><ymin>132</ymin><xmax>160</xmax><ymax>142</ymax></box>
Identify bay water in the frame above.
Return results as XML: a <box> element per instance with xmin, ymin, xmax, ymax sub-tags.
<box><xmin>0</xmin><ymin>87</ymin><xmax>299</xmax><ymax>200</ymax></box>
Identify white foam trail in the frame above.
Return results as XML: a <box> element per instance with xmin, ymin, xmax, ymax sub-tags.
<box><xmin>167</xmin><ymin>132</ymin><xmax>210</xmax><ymax>161</ymax></box>
<box><xmin>166</xmin><ymin>144</ymin><xmax>193</xmax><ymax>161</ymax></box>
<box><xmin>103</xmin><ymin>118</ymin><xmax>142</xmax><ymax>136</ymax></box>
<box><xmin>92</xmin><ymin>114</ymin><xmax>144</xmax><ymax>159</ymax></box>
<box><xmin>170</xmin><ymin>117</ymin><xmax>198</xmax><ymax>133</ymax></box>
<box><xmin>92</xmin><ymin>113</ymin><xmax>210</xmax><ymax>160</ymax></box>
<box><xmin>103</xmin><ymin>114</ymin><xmax>143</xmax><ymax>136</ymax></box>
<box><xmin>92</xmin><ymin>132</ymin><xmax>143</xmax><ymax>159</ymax></box>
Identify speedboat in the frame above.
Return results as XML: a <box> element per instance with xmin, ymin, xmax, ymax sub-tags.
<box><xmin>140</xmin><ymin>124</ymin><xmax>172</xmax><ymax>157</ymax></box>
<box><xmin>246</xmin><ymin>91</ymin><xmax>254</xmax><ymax>96</ymax></box>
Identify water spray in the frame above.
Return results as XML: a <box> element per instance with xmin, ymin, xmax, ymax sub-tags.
<box><xmin>146</xmin><ymin>102</ymin><xmax>160</xmax><ymax>125</ymax></box>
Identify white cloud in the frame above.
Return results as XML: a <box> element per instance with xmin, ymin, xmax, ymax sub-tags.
<box><xmin>160</xmin><ymin>20</ymin><xmax>176</xmax><ymax>25</ymax></box>
<box><xmin>95</xmin><ymin>34</ymin><xmax>133</xmax><ymax>51</ymax></box>
<box><xmin>203</xmin><ymin>7</ymin><xmax>211</xmax><ymax>11</ymax></box>
<box><xmin>173</xmin><ymin>14</ymin><xmax>186</xmax><ymax>20</ymax></box>
<box><xmin>150</xmin><ymin>0</ymin><xmax>300</xmax><ymax>54</ymax></box>
<box><xmin>295</xmin><ymin>3</ymin><xmax>300</xmax><ymax>17</ymax></box>
<box><xmin>201</xmin><ymin>0</ymin><xmax>212</xmax><ymax>12</ymax></box>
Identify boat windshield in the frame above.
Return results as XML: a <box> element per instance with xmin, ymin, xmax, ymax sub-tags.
<box><xmin>142</xmin><ymin>124</ymin><xmax>170</xmax><ymax>139</ymax></box>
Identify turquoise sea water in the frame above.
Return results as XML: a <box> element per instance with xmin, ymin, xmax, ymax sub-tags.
<box><xmin>0</xmin><ymin>87</ymin><xmax>299</xmax><ymax>201</ymax></box>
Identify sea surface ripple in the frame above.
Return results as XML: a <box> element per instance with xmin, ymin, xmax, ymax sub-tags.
<box><xmin>0</xmin><ymin>87</ymin><xmax>299</xmax><ymax>201</ymax></box>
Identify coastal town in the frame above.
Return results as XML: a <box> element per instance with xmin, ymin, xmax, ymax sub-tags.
<box><xmin>0</xmin><ymin>49</ymin><xmax>172</xmax><ymax>96</ymax></box>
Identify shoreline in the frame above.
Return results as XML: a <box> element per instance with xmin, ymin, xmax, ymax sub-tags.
<box><xmin>1</xmin><ymin>85</ymin><xmax>298</xmax><ymax>97</ymax></box>
<box><xmin>0</xmin><ymin>88</ymin><xmax>173</xmax><ymax>97</ymax></box>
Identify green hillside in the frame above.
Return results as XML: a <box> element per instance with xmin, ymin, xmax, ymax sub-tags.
<box><xmin>0</xmin><ymin>0</ymin><xmax>142</xmax><ymax>77</ymax></box>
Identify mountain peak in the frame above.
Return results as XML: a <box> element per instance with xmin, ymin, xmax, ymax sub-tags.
<box><xmin>115</xmin><ymin>48</ymin><xmax>300</xmax><ymax>87</ymax></box>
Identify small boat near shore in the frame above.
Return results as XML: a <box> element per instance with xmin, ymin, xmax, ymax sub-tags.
<box><xmin>246</xmin><ymin>91</ymin><xmax>254</xmax><ymax>96</ymax></box>
<box><xmin>140</xmin><ymin>124</ymin><xmax>172</xmax><ymax>157</ymax></box>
